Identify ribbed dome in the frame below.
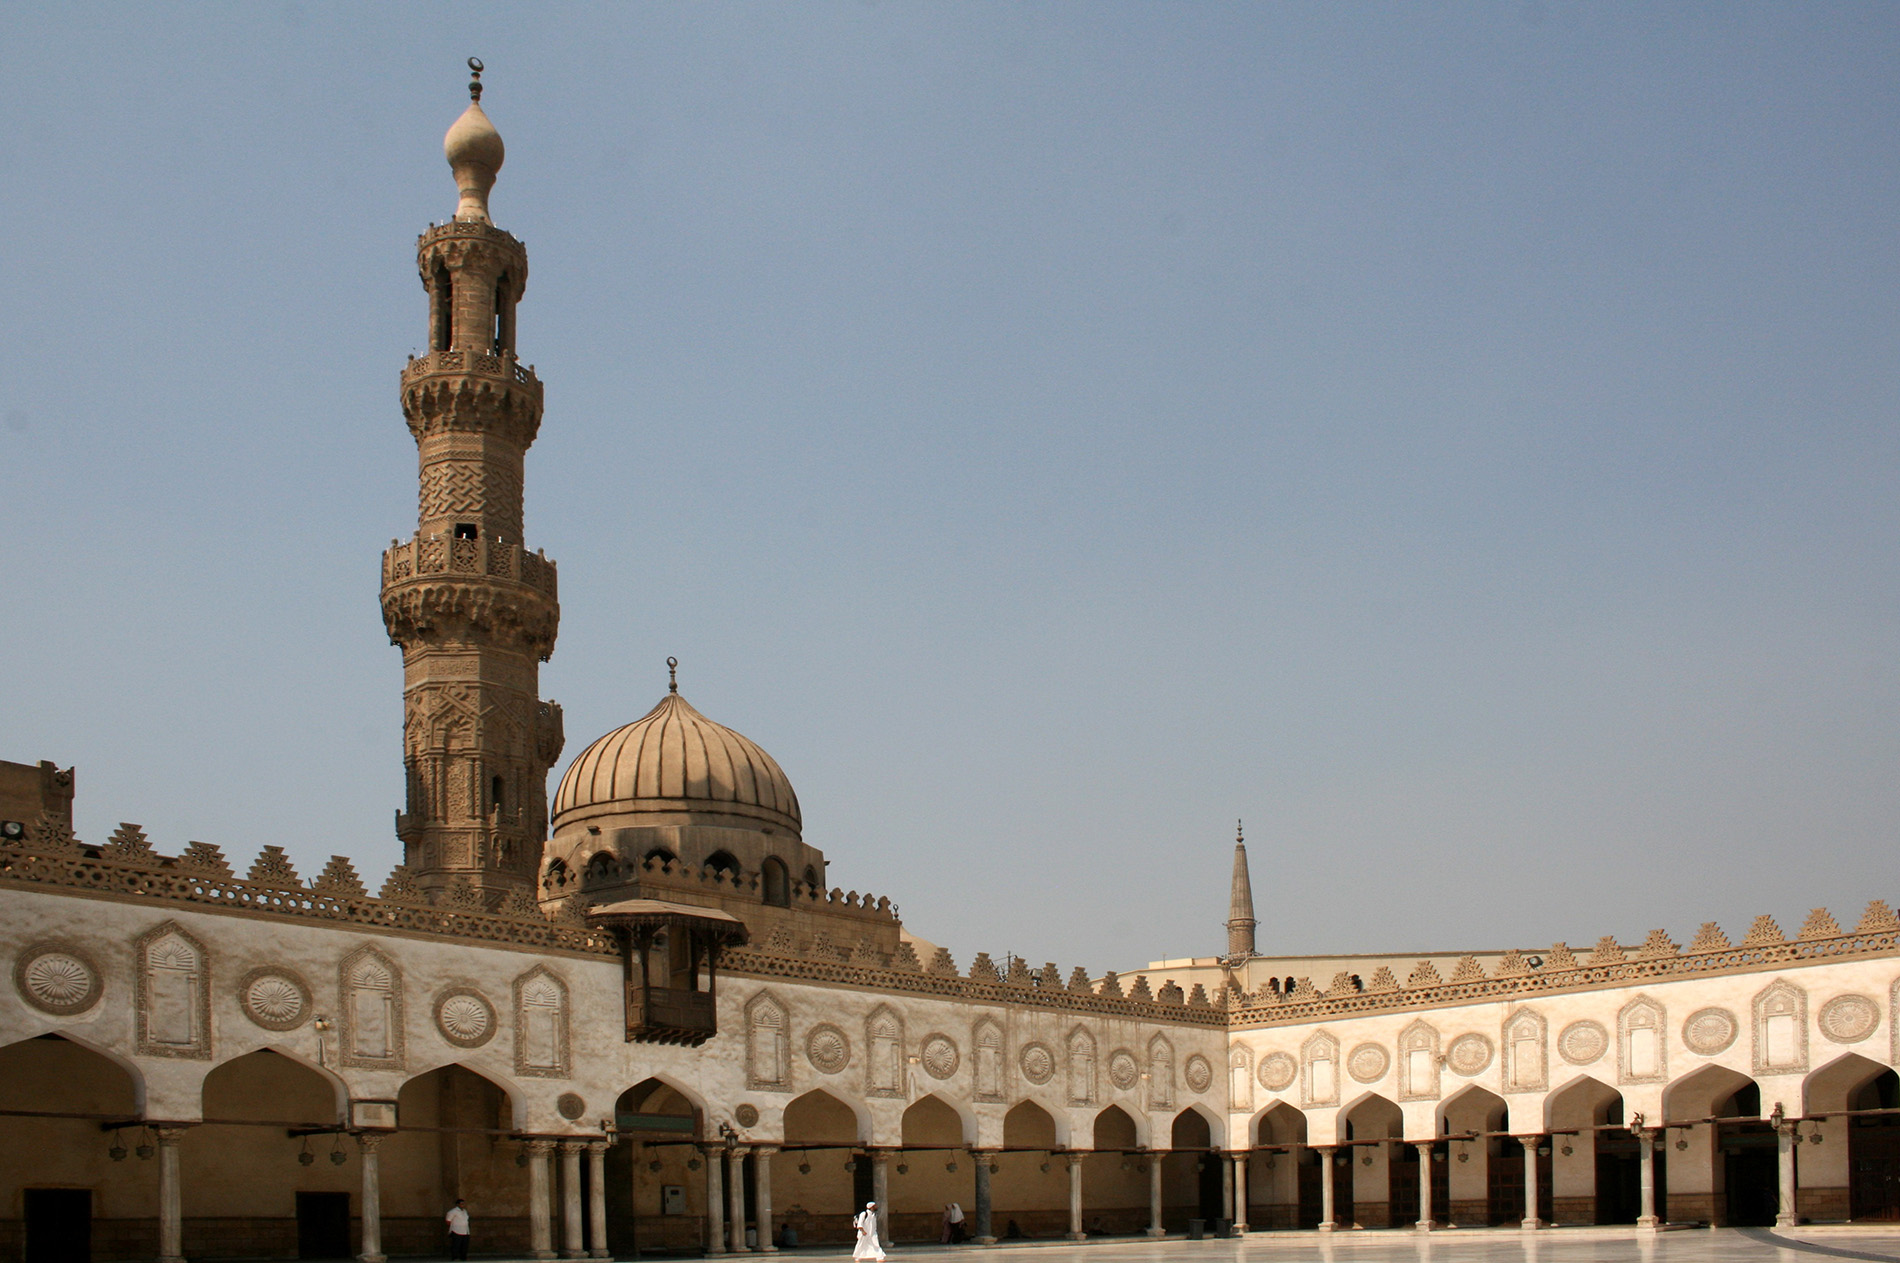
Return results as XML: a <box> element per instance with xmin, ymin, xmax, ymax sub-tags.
<box><xmin>552</xmin><ymin>691</ymin><xmax>801</xmax><ymax>835</ymax></box>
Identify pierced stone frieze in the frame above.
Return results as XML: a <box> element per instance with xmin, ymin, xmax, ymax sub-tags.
<box><xmin>973</xmin><ymin>1020</ymin><xmax>1005</xmax><ymax>1102</ymax></box>
<box><xmin>1184</xmin><ymin>1053</ymin><xmax>1213</xmax><ymax>1094</ymax></box>
<box><xmin>240</xmin><ymin>967</ymin><xmax>312</xmax><ymax>1032</ymax></box>
<box><xmin>922</xmin><ymin>1033</ymin><xmax>960</xmax><ymax>1081</ymax></box>
<box><xmin>136</xmin><ymin>922</ymin><xmax>210</xmax><ymax>1060</ymax></box>
<box><xmin>1558</xmin><ymin>1020</ymin><xmax>1610</xmax><ymax>1066</ymax></box>
<box><xmin>1446</xmin><ymin>1032</ymin><xmax>1493</xmax><ymax>1077</ymax></box>
<box><xmin>1617</xmin><ymin>995</ymin><xmax>1666</xmax><ymax>1085</ymax></box>
<box><xmin>514</xmin><ymin>965</ymin><xmax>570</xmax><ymax>1078</ymax></box>
<box><xmin>1500</xmin><ymin>1007</ymin><xmax>1547</xmax><ymax>1092</ymax></box>
<box><xmin>434</xmin><ymin>987</ymin><xmax>497</xmax><ymax>1049</ymax></box>
<box><xmin>1068</xmin><ymin>1027</ymin><xmax>1097</xmax><ymax>1106</ymax></box>
<box><xmin>1108</xmin><ymin>1048</ymin><xmax>1139</xmax><ymax>1091</ymax></box>
<box><xmin>1398</xmin><ymin>1019</ymin><xmax>1441</xmax><ymax>1100</ymax></box>
<box><xmin>1301</xmin><ymin>1030</ymin><xmax>1340</xmax><ymax>1107</ymax></box>
<box><xmin>15</xmin><ymin>941</ymin><xmax>101</xmax><ymax>1016</ymax></box>
<box><xmin>1257</xmin><ymin>1050</ymin><xmax>1297</xmax><ymax>1092</ymax></box>
<box><xmin>1348</xmin><ymin>1042</ymin><xmax>1390</xmax><ymax>1085</ymax></box>
<box><xmin>1020</xmin><ymin>1041</ymin><xmax>1056</xmax><ymax>1086</ymax></box>
<box><xmin>339</xmin><ymin>945</ymin><xmax>405</xmax><ymax>1070</ymax></box>
<box><xmin>806</xmin><ymin>1023</ymin><xmax>850</xmax><ymax>1075</ymax></box>
<box><xmin>1752</xmin><ymin>978</ymin><xmax>1808</xmax><ymax>1074</ymax></box>
<box><xmin>746</xmin><ymin>991</ymin><xmax>791</xmax><ymax>1091</ymax></box>
<box><xmin>1819</xmin><ymin>994</ymin><xmax>1879</xmax><ymax>1045</ymax></box>
<box><xmin>866</xmin><ymin>1006</ymin><xmax>905</xmax><ymax>1098</ymax></box>
<box><xmin>1682</xmin><ymin>1008</ymin><xmax>1738</xmax><ymax>1057</ymax></box>
<box><xmin>1147</xmin><ymin>1035</ymin><xmax>1175</xmax><ymax>1110</ymax></box>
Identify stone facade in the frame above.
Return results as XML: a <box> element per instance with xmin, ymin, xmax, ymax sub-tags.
<box><xmin>5</xmin><ymin>68</ymin><xmax>1900</xmax><ymax>1262</ymax></box>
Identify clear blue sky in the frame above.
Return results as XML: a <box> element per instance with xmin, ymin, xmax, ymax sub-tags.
<box><xmin>4</xmin><ymin>3</ymin><xmax>1897</xmax><ymax>974</ymax></box>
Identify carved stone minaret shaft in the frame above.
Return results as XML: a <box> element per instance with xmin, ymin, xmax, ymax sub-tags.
<box><xmin>379</xmin><ymin>66</ymin><xmax>562</xmax><ymax>904</ymax></box>
<box><xmin>1226</xmin><ymin>822</ymin><xmax>1257</xmax><ymax>959</ymax></box>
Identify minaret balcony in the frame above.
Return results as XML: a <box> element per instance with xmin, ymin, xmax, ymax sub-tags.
<box><xmin>380</xmin><ymin>533</ymin><xmax>560</xmax><ymax>657</ymax></box>
<box><xmin>382</xmin><ymin>533</ymin><xmax>557</xmax><ymax>597</ymax></box>
<box><xmin>401</xmin><ymin>347</ymin><xmax>542</xmax><ymax>401</ymax></box>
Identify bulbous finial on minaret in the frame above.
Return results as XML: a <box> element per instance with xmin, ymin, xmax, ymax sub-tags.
<box><xmin>444</xmin><ymin>57</ymin><xmax>504</xmax><ymax>224</ymax></box>
<box><xmin>1226</xmin><ymin>819</ymin><xmax>1257</xmax><ymax>960</ymax></box>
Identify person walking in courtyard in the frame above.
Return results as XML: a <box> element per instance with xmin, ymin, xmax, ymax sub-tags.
<box><xmin>853</xmin><ymin>1202</ymin><xmax>885</xmax><ymax>1262</ymax></box>
<box><xmin>444</xmin><ymin>1198</ymin><xmax>471</xmax><ymax>1260</ymax></box>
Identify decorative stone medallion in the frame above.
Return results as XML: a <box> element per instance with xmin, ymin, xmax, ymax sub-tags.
<box><xmin>1109</xmin><ymin>1049</ymin><xmax>1140</xmax><ymax>1090</ymax></box>
<box><xmin>1820</xmin><ymin>994</ymin><xmax>1880</xmax><ymax>1044</ymax></box>
<box><xmin>922</xmin><ymin>1034</ymin><xmax>960</xmax><ymax>1080</ymax></box>
<box><xmin>239</xmin><ymin>967</ymin><xmax>311</xmax><ymax>1032</ymax></box>
<box><xmin>1257</xmin><ymin>1051</ymin><xmax>1297</xmax><ymax>1091</ymax></box>
<box><xmin>1447</xmin><ymin>1033</ymin><xmax>1494</xmax><ymax>1076</ymax></box>
<box><xmin>1184</xmin><ymin>1053</ymin><xmax>1213</xmax><ymax>1094</ymax></box>
<box><xmin>1682</xmin><ymin>1008</ymin><xmax>1739</xmax><ymax>1056</ymax></box>
<box><xmin>806</xmin><ymin>1024</ymin><xmax>850</xmax><ymax>1075</ymax></box>
<box><xmin>1559</xmin><ymin>1020</ymin><xmax>1610</xmax><ymax>1065</ymax></box>
<box><xmin>734</xmin><ymin>1103</ymin><xmax>761</xmax><ymax>1128</ymax></box>
<box><xmin>1348</xmin><ymin>1043</ymin><xmax>1390</xmax><ymax>1084</ymax></box>
<box><xmin>15</xmin><ymin>943</ymin><xmax>100</xmax><ymax>1016</ymax></box>
<box><xmin>434</xmin><ymin>988</ymin><xmax>497</xmax><ymax>1049</ymax></box>
<box><xmin>557</xmin><ymin>1092</ymin><xmax>587</xmax><ymax>1121</ymax></box>
<box><xmin>1020</xmin><ymin>1042</ymin><xmax>1056</xmax><ymax>1086</ymax></box>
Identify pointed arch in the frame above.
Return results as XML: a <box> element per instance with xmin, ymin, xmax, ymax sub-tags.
<box><xmin>205</xmin><ymin>1047</ymin><xmax>348</xmax><ymax>1127</ymax></box>
<box><xmin>1663</xmin><ymin>1063</ymin><xmax>1759</xmax><ymax>1122</ymax></box>
<box><xmin>1544</xmin><ymin>1074</ymin><xmax>1621</xmax><ymax>1131</ymax></box>
<box><xmin>1340</xmin><ymin>1091</ymin><xmax>1403</xmax><ymax>1140</ymax></box>
<box><xmin>1617</xmin><ymin>994</ymin><xmax>1666</xmax><ymax>1085</ymax></box>
<box><xmin>745</xmin><ymin>989</ymin><xmax>790</xmax><ymax>1091</ymax></box>
<box><xmin>1437</xmin><ymin>1082</ymin><xmax>1508</xmax><ymax>1135</ymax></box>
<box><xmin>1753</xmin><ymin>978</ymin><xmax>1809</xmax><ymax>1075</ymax></box>
<box><xmin>902</xmin><ymin>1091</ymin><xmax>973</xmax><ymax>1146</ymax></box>
<box><xmin>1004</xmin><ymin>1098</ymin><xmax>1063</xmax><ymax>1148</ymax></box>
<box><xmin>1255</xmin><ymin>1099</ymin><xmax>1307</xmax><ymax>1147</ymax></box>
<box><xmin>0</xmin><ymin>1032</ymin><xmax>145</xmax><ymax>1118</ymax></box>
<box><xmin>1500</xmin><ymin>1006</ymin><xmax>1548</xmax><ymax>1093</ymax></box>
<box><xmin>398</xmin><ymin>1060</ymin><xmax>518</xmax><ymax>1135</ymax></box>
<box><xmin>1398</xmin><ymin>1019</ymin><xmax>1441</xmax><ymax>1101</ymax></box>
<box><xmin>1805</xmin><ymin>1051</ymin><xmax>1891</xmax><ymax>1114</ymax></box>
<box><xmin>865</xmin><ymin>1004</ymin><xmax>904</xmax><ymax>1098</ymax></box>
<box><xmin>783</xmin><ymin>1087</ymin><xmax>869</xmax><ymax>1145</ymax></box>
<box><xmin>1168</xmin><ymin>1103</ymin><xmax>1224</xmax><ymax>1149</ymax></box>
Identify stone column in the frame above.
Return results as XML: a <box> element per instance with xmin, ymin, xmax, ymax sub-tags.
<box><xmin>871</xmin><ymin>1149</ymin><xmax>893</xmax><ymax>1249</ymax></box>
<box><xmin>1147</xmin><ymin>1154</ymin><xmax>1165</xmax><ymax>1238</ymax></box>
<box><xmin>1775</xmin><ymin>1116</ymin><xmax>1801</xmax><ymax>1228</ymax></box>
<box><xmin>1414</xmin><ymin>1143</ymin><xmax>1436</xmax><ymax>1232</ymax></box>
<box><xmin>1065</xmin><ymin>1152</ymin><xmax>1086</xmax><ymax>1241</ymax></box>
<box><xmin>1633</xmin><ymin>1126</ymin><xmax>1659</xmax><ymax>1230</ymax></box>
<box><xmin>1318</xmin><ymin>1146</ymin><xmax>1337</xmax><ymax>1231</ymax></box>
<box><xmin>1233</xmin><ymin>1152</ymin><xmax>1250</xmax><ymax>1234</ymax></box>
<box><xmin>527</xmin><ymin>1140</ymin><xmax>558</xmax><ymax>1261</ymax></box>
<box><xmin>357</xmin><ymin>1132</ymin><xmax>387</xmax><ymax>1263</ymax></box>
<box><xmin>973</xmin><ymin>1149</ymin><xmax>998</xmax><ymax>1244</ymax></box>
<box><xmin>704</xmin><ymin>1146</ymin><xmax>726</xmax><ymax>1256</ymax></box>
<box><xmin>1520</xmin><ymin>1136</ymin><xmax>1544</xmax><ymax>1231</ymax></box>
<box><xmin>755</xmin><ymin>1146</ymin><xmax>778</xmax><ymax>1252</ymax></box>
<box><xmin>560</xmin><ymin>1140</ymin><xmax>587</xmax><ymax>1259</ymax></box>
<box><xmin>727</xmin><ymin>1146</ymin><xmax>748</xmax><ymax>1253</ymax></box>
<box><xmin>587</xmin><ymin>1141</ymin><xmax>611</xmax><ymax>1259</ymax></box>
<box><xmin>1221</xmin><ymin>1152</ymin><xmax>1235</xmax><ymax>1222</ymax></box>
<box><xmin>155</xmin><ymin>1126</ymin><xmax>188</xmax><ymax>1263</ymax></box>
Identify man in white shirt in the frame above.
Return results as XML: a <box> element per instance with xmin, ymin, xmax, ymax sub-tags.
<box><xmin>445</xmin><ymin>1198</ymin><xmax>471</xmax><ymax>1260</ymax></box>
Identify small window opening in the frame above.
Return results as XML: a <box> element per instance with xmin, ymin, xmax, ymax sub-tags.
<box><xmin>454</xmin><ymin>523</ymin><xmax>478</xmax><ymax>540</ymax></box>
<box><xmin>431</xmin><ymin>262</ymin><xmax>454</xmax><ymax>352</ymax></box>
<box><xmin>705</xmin><ymin>850</ymin><xmax>740</xmax><ymax>879</ymax></box>
<box><xmin>490</xmin><ymin>775</ymin><xmax>504</xmax><ymax>812</ymax></box>
<box><xmin>761</xmin><ymin>858</ymin><xmax>789</xmax><ymax>908</ymax></box>
<box><xmin>493</xmin><ymin>273</ymin><xmax>514</xmax><ymax>353</ymax></box>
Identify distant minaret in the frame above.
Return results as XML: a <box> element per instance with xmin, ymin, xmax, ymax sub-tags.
<box><xmin>1226</xmin><ymin>820</ymin><xmax>1257</xmax><ymax>959</ymax></box>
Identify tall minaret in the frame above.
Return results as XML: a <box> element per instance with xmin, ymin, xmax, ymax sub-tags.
<box><xmin>1226</xmin><ymin>820</ymin><xmax>1257</xmax><ymax>959</ymax></box>
<box><xmin>379</xmin><ymin>61</ymin><xmax>563</xmax><ymax>905</ymax></box>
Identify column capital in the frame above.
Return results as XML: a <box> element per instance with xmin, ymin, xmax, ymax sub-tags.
<box><xmin>356</xmin><ymin>1131</ymin><xmax>386</xmax><ymax>1154</ymax></box>
<box><xmin>753</xmin><ymin>1143</ymin><xmax>780</xmax><ymax>1156</ymax></box>
<box><xmin>152</xmin><ymin>1125</ymin><xmax>191</xmax><ymax>1144</ymax></box>
<box><xmin>558</xmin><ymin>1137</ymin><xmax>588</xmax><ymax>1154</ymax></box>
<box><xmin>1061</xmin><ymin>1149</ymin><xmax>1087</xmax><ymax>1167</ymax></box>
<box><xmin>524</xmin><ymin>1137</ymin><xmax>558</xmax><ymax>1155</ymax></box>
<box><xmin>587</xmin><ymin>1138</ymin><xmax>610</xmax><ymax>1155</ymax></box>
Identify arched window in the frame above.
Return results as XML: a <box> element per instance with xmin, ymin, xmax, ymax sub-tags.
<box><xmin>761</xmin><ymin>858</ymin><xmax>790</xmax><ymax>907</ymax></box>
<box><xmin>802</xmin><ymin>866</ymin><xmax>820</xmax><ymax>893</ymax></box>
<box><xmin>585</xmin><ymin>852</ymin><xmax>616</xmax><ymax>884</ymax></box>
<box><xmin>705</xmin><ymin>851</ymin><xmax>740</xmax><ymax>879</ymax></box>
<box><xmin>431</xmin><ymin>260</ymin><xmax>453</xmax><ymax>352</ymax></box>
<box><xmin>641</xmin><ymin>847</ymin><xmax>676</xmax><ymax>870</ymax></box>
<box><xmin>493</xmin><ymin>272</ymin><xmax>514</xmax><ymax>353</ymax></box>
<box><xmin>542</xmin><ymin>858</ymin><xmax>569</xmax><ymax>892</ymax></box>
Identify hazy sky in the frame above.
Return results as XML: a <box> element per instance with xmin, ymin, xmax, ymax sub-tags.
<box><xmin>4</xmin><ymin>4</ymin><xmax>1898</xmax><ymax>976</ymax></box>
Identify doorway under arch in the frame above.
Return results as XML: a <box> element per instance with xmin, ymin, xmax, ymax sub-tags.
<box><xmin>607</xmin><ymin>1077</ymin><xmax>704</xmax><ymax>1256</ymax></box>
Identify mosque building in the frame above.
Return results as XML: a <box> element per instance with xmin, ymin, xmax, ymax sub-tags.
<box><xmin>4</xmin><ymin>69</ymin><xmax>1899</xmax><ymax>1263</ymax></box>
